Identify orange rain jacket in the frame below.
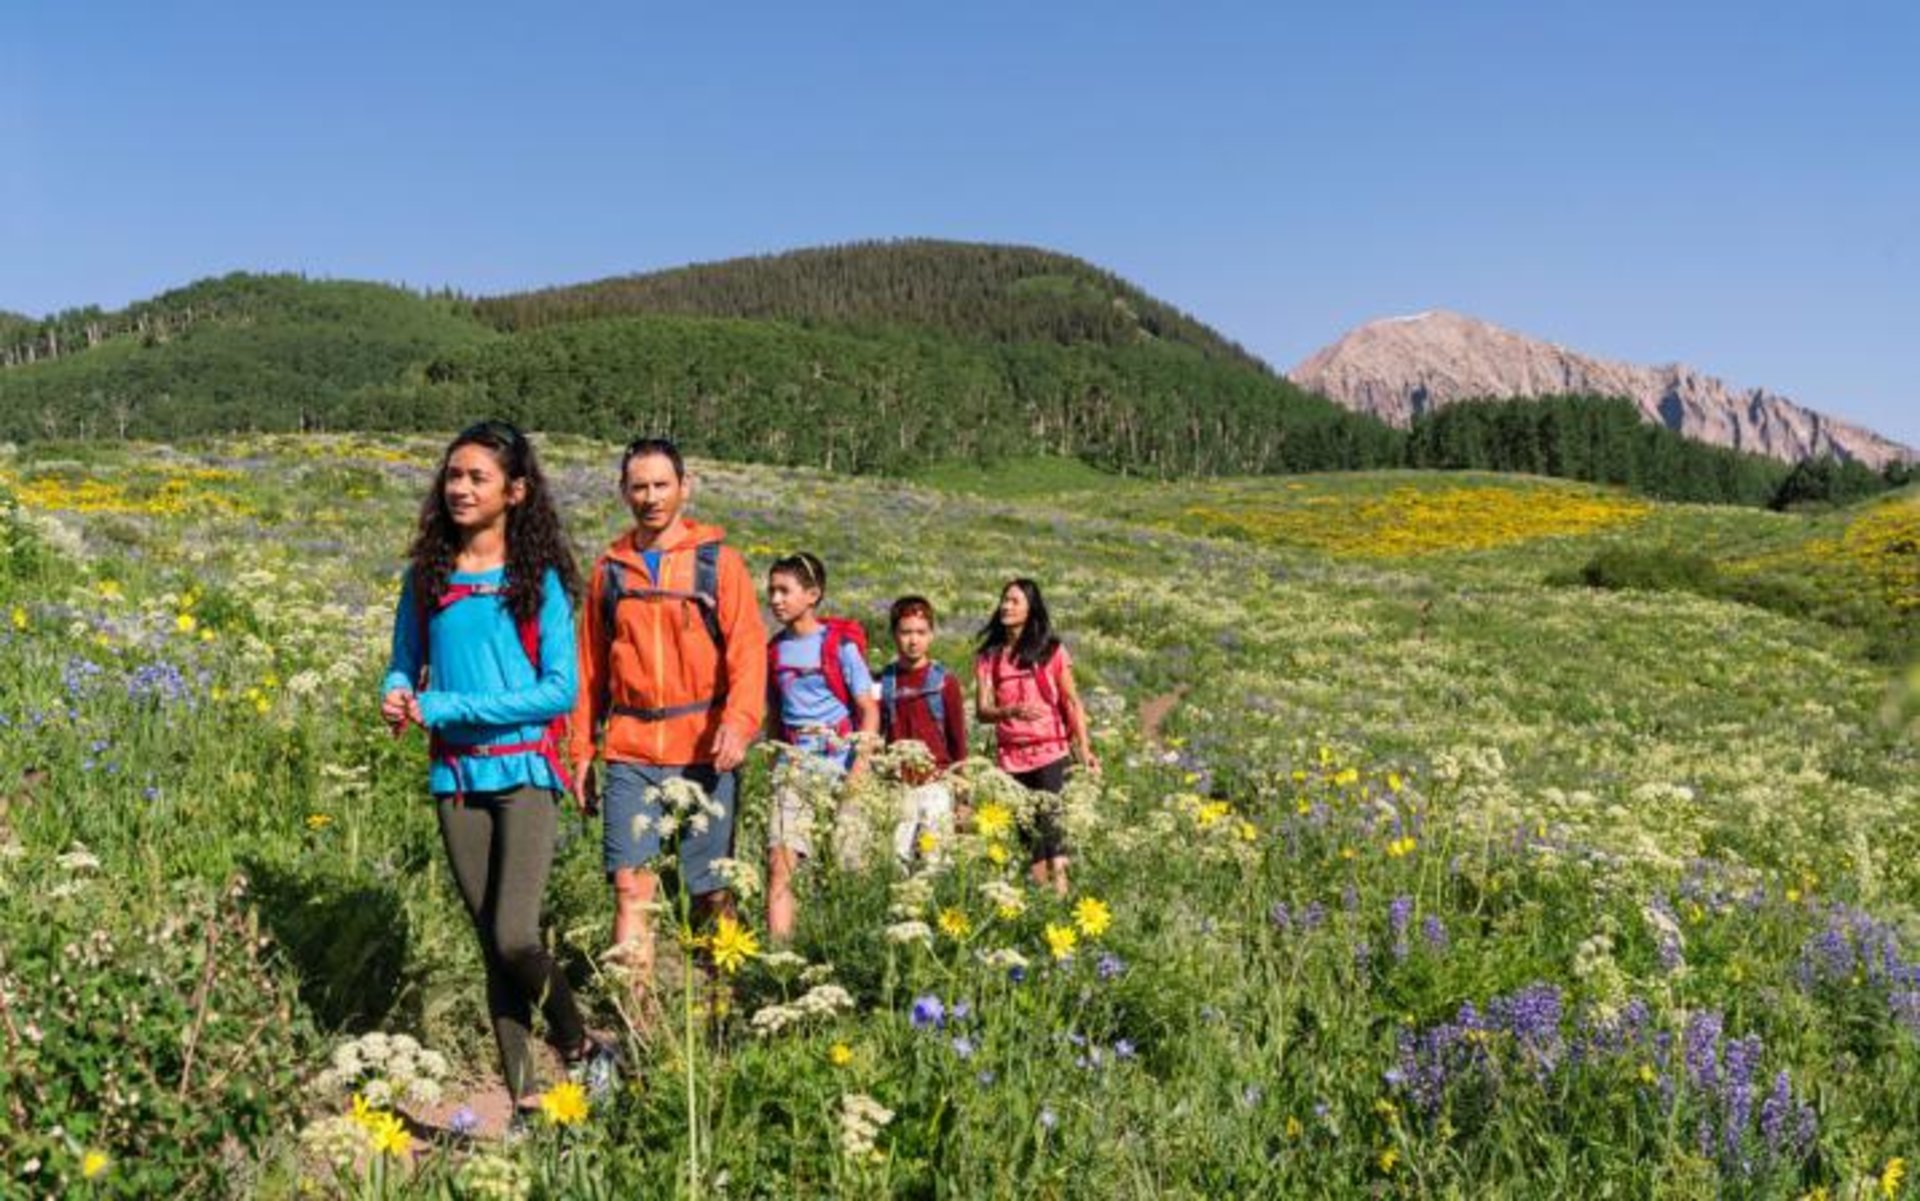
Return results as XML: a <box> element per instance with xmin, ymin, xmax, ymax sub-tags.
<box><xmin>570</xmin><ymin>519</ymin><xmax>767</xmax><ymax>768</ymax></box>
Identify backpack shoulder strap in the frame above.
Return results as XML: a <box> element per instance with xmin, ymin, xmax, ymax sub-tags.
<box><xmin>599</xmin><ymin>558</ymin><xmax>626</xmax><ymax>645</ymax></box>
<box><xmin>694</xmin><ymin>541</ymin><xmax>726</xmax><ymax>654</ymax></box>
<box><xmin>819</xmin><ymin>620</ymin><xmax>849</xmax><ymax>706</ymax></box>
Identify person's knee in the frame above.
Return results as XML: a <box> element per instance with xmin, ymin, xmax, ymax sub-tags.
<box><xmin>492</xmin><ymin>923</ymin><xmax>546</xmax><ymax>967</ymax></box>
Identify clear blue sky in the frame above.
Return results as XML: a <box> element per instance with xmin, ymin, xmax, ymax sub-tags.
<box><xmin>5</xmin><ymin>1</ymin><xmax>1916</xmax><ymax>444</ymax></box>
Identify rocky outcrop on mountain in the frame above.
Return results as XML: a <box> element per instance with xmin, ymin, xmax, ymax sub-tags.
<box><xmin>1290</xmin><ymin>310</ymin><xmax>1912</xmax><ymax>468</ymax></box>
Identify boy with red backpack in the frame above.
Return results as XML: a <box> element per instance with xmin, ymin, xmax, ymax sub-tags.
<box><xmin>764</xmin><ymin>552</ymin><xmax>879</xmax><ymax>942</ymax></box>
<box><xmin>877</xmin><ymin>595</ymin><xmax>968</xmax><ymax>867</ymax></box>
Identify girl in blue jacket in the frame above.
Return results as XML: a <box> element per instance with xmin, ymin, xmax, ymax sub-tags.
<box><xmin>381</xmin><ymin>420</ymin><xmax>614</xmax><ymax>1118</ymax></box>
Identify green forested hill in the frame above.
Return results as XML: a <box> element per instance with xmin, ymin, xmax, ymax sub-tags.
<box><xmin>0</xmin><ymin>245</ymin><xmax>1398</xmax><ymax>475</ymax></box>
<box><xmin>472</xmin><ymin>240</ymin><xmax>1269</xmax><ymax>370</ymax></box>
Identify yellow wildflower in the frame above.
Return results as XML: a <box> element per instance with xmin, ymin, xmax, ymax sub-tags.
<box><xmin>10</xmin><ymin>605</ymin><xmax>26</xmax><ymax>631</ymax></box>
<box><xmin>366</xmin><ymin>1112</ymin><xmax>411</xmax><ymax>1157</ymax></box>
<box><xmin>350</xmin><ymin>1093</ymin><xmax>378</xmax><ymax>1129</ymax></box>
<box><xmin>1884</xmin><ymin>1158</ymin><xmax>1906</xmax><ymax>1198</ymax></box>
<box><xmin>1072</xmin><ymin>896</ymin><xmax>1112</xmax><ymax>939</ymax></box>
<box><xmin>1196</xmin><ymin>801</ymin><xmax>1231</xmax><ymax>828</ymax></box>
<box><xmin>306</xmin><ymin>813</ymin><xmax>333</xmax><ymax>831</ymax></box>
<box><xmin>1378</xmin><ymin>1147</ymin><xmax>1400</xmax><ymax>1173</ymax></box>
<box><xmin>829</xmin><ymin>1042</ymin><xmax>854</xmax><ymax>1067</ymax></box>
<box><xmin>81</xmin><ymin>1149</ymin><xmax>109</xmax><ymax>1179</ymax></box>
<box><xmin>986</xmin><ymin>842</ymin><xmax>1011</xmax><ymax>867</ymax></box>
<box><xmin>1638</xmin><ymin>1064</ymin><xmax>1657</xmax><ymax>1085</ymax></box>
<box><xmin>175</xmin><ymin>612</ymin><xmax>197</xmax><ymax>634</ymax></box>
<box><xmin>1332</xmin><ymin>767</ymin><xmax>1359</xmax><ymax>787</ymax></box>
<box><xmin>541</xmin><ymin>1080</ymin><xmax>590</xmax><ymax>1126</ymax></box>
<box><xmin>938</xmin><ymin>908</ymin><xmax>972</xmax><ymax>939</ymax></box>
<box><xmin>974</xmin><ymin>803</ymin><xmax>1013</xmax><ymax>839</ymax></box>
<box><xmin>1044</xmin><ymin>922</ymin><xmax>1078</xmax><ymax>961</ymax></box>
<box><xmin>1386</xmin><ymin>772</ymin><xmax>1404</xmax><ymax>793</ymax></box>
<box><xmin>709</xmin><ymin>915</ymin><xmax>760</xmax><ymax>975</ymax></box>
<box><xmin>916</xmin><ymin>830</ymin><xmax>938</xmax><ymax>856</ymax></box>
<box><xmin>1284</xmin><ymin>1115</ymin><xmax>1303</xmax><ymax>1140</ymax></box>
<box><xmin>1236</xmin><ymin>820</ymin><xmax>1258</xmax><ymax>843</ymax></box>
<box><xmin>1386</xmin><ymin>836</ymin><xmax>1417</xmax><ymax>858</ymax></box>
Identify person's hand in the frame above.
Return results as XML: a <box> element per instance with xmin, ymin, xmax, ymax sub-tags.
<box><xmin>712</xmin><ymin>725</ymin><xmax>750</xmax><ymax>773</ymax></box>
<box><xmin>570</xmin><ymin>760</ymin><xmax>599</xmax><ymax>815</ymax></box>
<box><xmin>1078</xmin><ymin>747</ymin><xmax>1102</xmax><ymax>779</ymax></box>
<box><xmin>1011</xmin><ymin>701</ymin><xmax>1049</xmax><ymax>722</ymax></box>
<box><xmin>381</xmin><ymin>688</ymin><xmax>414</xmax><ymax>733</ymax></box>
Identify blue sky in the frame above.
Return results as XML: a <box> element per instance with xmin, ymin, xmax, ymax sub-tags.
<box><xmin>4</xmin><ymin>1</ymin><xmax>1916</xmax><ymax>444</ymax></box>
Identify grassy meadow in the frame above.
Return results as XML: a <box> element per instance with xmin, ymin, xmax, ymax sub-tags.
<box><xmin>1</xmin><ymin>435</ymin><xmax>1916</xmax><ymax>1199</ymax></box>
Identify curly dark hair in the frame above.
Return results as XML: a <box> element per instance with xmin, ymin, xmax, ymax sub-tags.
<box><xmin>406</xmin><ymin>420</ymin><xmax>582</xmax><ymax>624</ymax></box>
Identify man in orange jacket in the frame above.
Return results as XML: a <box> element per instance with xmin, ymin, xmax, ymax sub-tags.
<box><xmin>571</xmin><ymin>438</ymin><xmax>767</xmax><ymax>998</ymax></box>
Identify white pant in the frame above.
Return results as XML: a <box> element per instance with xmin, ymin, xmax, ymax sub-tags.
<box><xmin>893</xmin><ymin>781</ymin><xmax>956</xmax><ymax>868</ymax></box>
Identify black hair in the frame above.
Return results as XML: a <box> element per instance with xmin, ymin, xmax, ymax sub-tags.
<box><xmin>621</xmin><ymin>436</ymin><xmax>686</xmax><ymax>481</ymax></box>
<box><xmin>889</xmin><ymin>595</ymin><xmax>936</xmax><ymax>631</ymax></box>
<box><xmin>407</xmin><ymin>419</ymin><xmax>582</xmax><ymax>624</ymax></box>
<box><xmin>976</xmin><ymin>577</ymin><xmax>1059</xmax><ymax>669</ymax></box>
<box><xmin>769</xmin><ymin>551</ymin><xmax>828</xmax><ymax>596</ymax></box>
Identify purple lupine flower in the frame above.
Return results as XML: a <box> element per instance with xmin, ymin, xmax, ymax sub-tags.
<box><xmin>1758</xmin><ymin>1070</ymin><xmax>1794</xmax><ymax>1155</ymax></box>
<box><xmin>1113</xmin><ymin>1039</ymin><xmax>1136</xmax><ymax>1060</ymax></box>
<box><xmin>1891</xmin><ymin>989</ymin><xmax>1920</xmax><ymax>1037</ymax></box>
<box><xmin>1097</xmin><ymin>953</ymin><xmax>1125</xmax><ymax>981</ymax></box>
<box><xmin>1388</xmin><ymin>896</ymin><xmax>1414</xmax><ymax>961</ymax></box>
<box><xmin>951</xmin><ymin>999</ymin><xmax>973</xmax><ymax>1023</ymax></box>
<box><xmin>910</xmin><ymin>995</ymin><xmax>945</xmax><ymax>1030</ymax></box>
<box><xmin>1491</xmin><ymin>985</ymin><xmax>1564</xmax><ymax>1077</ymax></box>
<box><xmin>1720</xmin><ymin>1033</ymin><xmax>1762</xmax><ymax>1166</ymax></box>
<box><xmin>449</xmin><ymin>1105</ymin><xmax>479</xmax><ymax>1136</ymax></box>
<box><xmin>951</xmin><ymin>1036</ymin><xmax>976</xmax><ymax>1060</ymax></box>
<box><xmin>1269</xmin><ymin>902</ymin><xmax>1292</xmax><ymax>932</ymax></box>
<box><xmin>1342</xmin><ymin>884</ymin><xmax>1359</xmax><ymax>913</ymax></box>
<box><xmin>1683</xmin><ymin>1011</ymin><xmax>1723</xmax><ymax>1091</ymax></box>
<box><xmin>1421</xmin><ymin>915</ymin><xmax>1449</xmax><ymax>954</ymax></box>
<box><xmin>1301</xmin><ymin>902</ymin><xmax>1327</xmax><ymax>931</ymax></box>
<box><xmin>1353</xmin><ymin>941</ymin><xmax>1372</xmax><ymax>974</ymax></box>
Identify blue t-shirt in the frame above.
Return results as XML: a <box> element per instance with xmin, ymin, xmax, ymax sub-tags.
<box><xmin>381</xmin><ymin>566</ymin><xmax>578</xmax><ymax>796</ymax></box>
<box><xmin>770</xmin><ymin>626</ymin><xmax>873</xmax><ymax>757</ymax></box>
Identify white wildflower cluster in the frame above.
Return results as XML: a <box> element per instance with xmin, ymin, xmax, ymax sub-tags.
<box><xmin>456</xmin><ymin>1153</ymin><xmax>533</xmax><ymax>1201</ymax></box>
<box><xmin>888</xmin><ymin>875</ymin><xmax>934</xmax><ymax>920</ymax></box>
<box><xmin>871</xmin><ymin>738</ymin><xmax>936</xmax><ymax>783</ymax></box>
<box><xmin>632</xmin><ymin>776</ymin><xmax>729</xmax><ymax>842</ymax></box>
<box><xmin>710</xmin><ymin>857</ymin><xmax>763</xmax><ymax>901</ymax></box>
<box><xmin>297</xmin><ymin>1114</ymin><xmax>365</xmax><ymax>1172</ymax></box>
<box><xmin>313</xmin><ymin>1031</ymin><xmax>451</xmax><ymax>1108</ymax></box>
<box><xmin>799</xmin><ymin>962</ymin><xmax>837</xmax><ymax>985</ymax></box>
<box><xmin>55</xmin><ymin>842</ymin><xmax>102</xmax><ymax>874</ymax></box>
<box><xmin>884</xmin><ymin>920</ymin><xmax>933</xmax><ymax>948</ymax></box>
<box><xmin>1571</xmin><ymin>931</ymin><xmax>1629</xmax><ymax>1011</ymax></box>
<box><xmin>837</xmin><ymin>1093</ymin><xmax>895</xmax><ymax>1159</ymax></box>
<box><xmin>749</xmin><ymin>983</ymin><xmax>856</xmax><ymax>1037</ymax></box>
<box><xmin>979</xmin><ymin>879</ymin><xmax>1026</xmax><ymax>919</ymax></box>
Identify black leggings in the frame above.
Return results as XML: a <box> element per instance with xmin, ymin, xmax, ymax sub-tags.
<box><xmin>1013</xmin><ymin>757</ymin><xmax>1071</xmax><ymax>863</ymax></box>
<box><xmin>437</xmin><ymin>786</ymin><xmax>586</xmax><ymax>1100</ymax></box>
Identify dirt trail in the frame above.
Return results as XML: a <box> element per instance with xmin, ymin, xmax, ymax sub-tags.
<box><xmin>1139</xmin><ymin>685</ymin><xmax>1189</xmax><ymax>749</ymax></box>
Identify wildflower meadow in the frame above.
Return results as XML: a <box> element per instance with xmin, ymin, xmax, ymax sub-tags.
<box><xmin>1</xmin><ymin>435</ymin><xmax>1915</xmax><ymax>1199</ymax></box>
